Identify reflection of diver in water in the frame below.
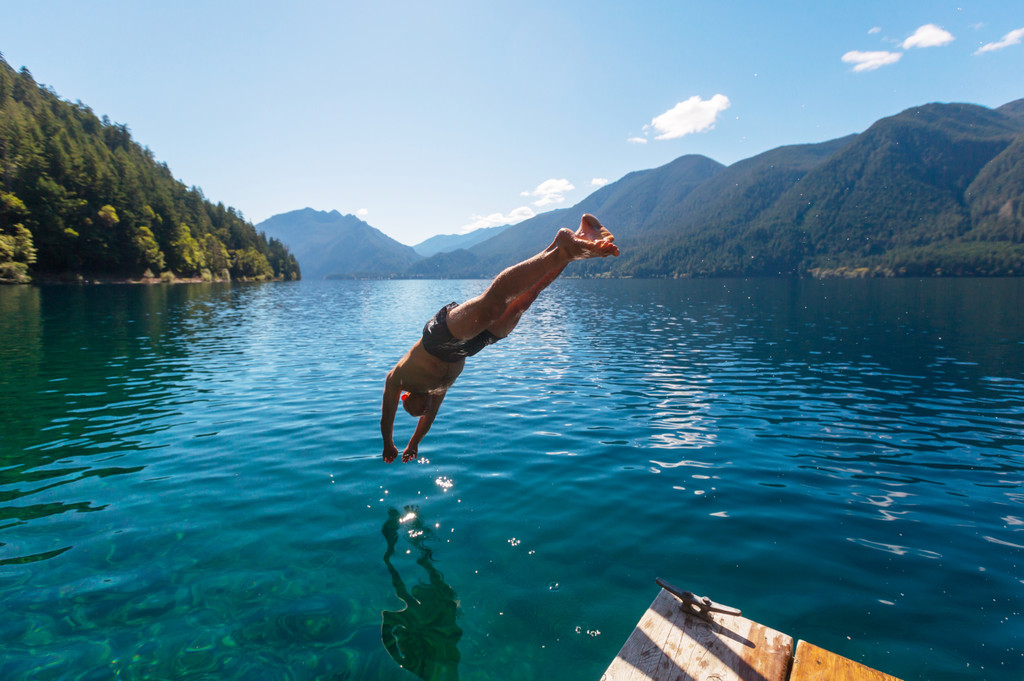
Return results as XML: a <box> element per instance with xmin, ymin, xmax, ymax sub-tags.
<box><xmin>381</xmin><ymin>507</ymin><xmax>462</xmax><ymax>681</ymax></box>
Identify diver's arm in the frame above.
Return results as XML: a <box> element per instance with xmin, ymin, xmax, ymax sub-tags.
<box><xmin>381</xmin><ymin>370</ymin><xmax>402</xmax><ymax>463</ymax></box>
<box><xmin>403</xmin><ymin>390</ymin><xmax>446</xmax><ymax>462</ymax></box>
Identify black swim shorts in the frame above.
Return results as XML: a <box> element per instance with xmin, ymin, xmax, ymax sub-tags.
<box><xmin>421</xmin><ymin>302</ymin><xmax>499</xmax><ymax>363</ymax></box>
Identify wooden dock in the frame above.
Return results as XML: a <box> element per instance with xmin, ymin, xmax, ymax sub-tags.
<box><xmin>602</xmin><ymin>583</ymin><xmax>901</xmax><ymax>681</ymax></box>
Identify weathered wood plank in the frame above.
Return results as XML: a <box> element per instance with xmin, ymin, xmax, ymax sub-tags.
<box><xmin>790</xmin><ymin>640</ymin><xmax>902</xmax><ymax>681</ymax></box>
<box><xmin>602</xmin><ymin>588</ymin><xmax>793</xmax><ymax>681</ymax></box>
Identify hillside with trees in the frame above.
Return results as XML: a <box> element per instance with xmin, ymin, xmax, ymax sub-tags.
<box><xmin>413</xmin><ymin>100</ymin><xmax>1024</xmax><ymax>279</ymax></box>
<box><xmin>0</xmin><ymin>55</ymin><xmax>299</xmax><ymax>284</ymax></box>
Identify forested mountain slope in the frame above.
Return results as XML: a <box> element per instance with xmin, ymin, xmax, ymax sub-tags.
<box><xmin>406</xmin><ymin>154</ymin><xmax>725</xmax><ymax>277</ymax></box>
<box><xmin>0</xmin><ymin>55</ymin><xmax>299</xmax><ymax>283</ymax></box>
<box><xmin>417</xmin><ymin>100</ymin><xmax>1024</xmax><ymax>278</ymax></box>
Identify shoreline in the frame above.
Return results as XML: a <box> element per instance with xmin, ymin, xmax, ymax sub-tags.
<box><xmin>4</xmin><ymin>274</ymin><xmax>289</xmax><ymax>286</ymax></box>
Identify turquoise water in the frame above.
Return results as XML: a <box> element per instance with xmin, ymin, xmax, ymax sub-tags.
<box><xmin>1</xmin><ymin>278</ymin><xmax>1022</xmax><ymax>680</ymax></box>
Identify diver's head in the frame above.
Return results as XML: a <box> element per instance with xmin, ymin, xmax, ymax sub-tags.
<box><xmin>401</xmin><ymin>392</ymin><xmax>433</xmax><ymax>417</ymax></box>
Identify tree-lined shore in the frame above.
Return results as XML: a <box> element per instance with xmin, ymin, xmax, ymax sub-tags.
<box><xmin>0</xmin><ymin>54</ymin><xmax>299</xmax><ymax>284</ymax></box>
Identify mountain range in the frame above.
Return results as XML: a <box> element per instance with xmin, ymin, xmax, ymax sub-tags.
<box><xmin>412</xmin><ymin>223</ymin><xmax>511</xmax><ymax>258</ymax></box>
<box><xmin>258</xmin><ymin>98</ymin><xmax>1024</xmax><ymax>279</ymax></box>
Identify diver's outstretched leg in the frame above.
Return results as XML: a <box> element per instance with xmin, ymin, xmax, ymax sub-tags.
<box><xmin>446</xmin><ymin>215</ymin><xmax>616</xmax><ymax>339</ymax></box>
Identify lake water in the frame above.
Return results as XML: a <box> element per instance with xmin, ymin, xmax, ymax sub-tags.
<box><xmin>1</xmin><ymin>278</ymin><xmax>1022</xmax><ymax>681</ymax></box>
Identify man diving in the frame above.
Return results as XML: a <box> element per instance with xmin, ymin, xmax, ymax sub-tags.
<box><xmin>380</xmin><ymin>214</ymin><xmax>619</xmax><ymax>463</ymax></box>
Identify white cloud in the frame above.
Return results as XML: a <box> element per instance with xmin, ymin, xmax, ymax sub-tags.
<box><xmin>507</xmin><ymin>206</ymin><xmax>536</xmax><ymax>222</ymax></box>
<box><xmin>902</xmin><ymin>24</ymin><xmax>955</xmax><ymax>49</ymax></box>
<box><xmin>869</xmin><ymin>27</ymin><xmax>882</xmax><ymax>35</ymax></box>
<box><xmin>649</xmin><ymin>94</ymin><xmax>731</xmax><ymax>140</ymax></box>
<box><xmin>975</xmin><ymin>27</ymin><xmax>1024</xmax><ymax>54</ymax></box>
<box><xmin>591</xmin><ymin>178</ymin><xmax>610</xmax><ymax>187</ymax></box>
<box><xmin>459</xmin><ymin>206</ymin><xmax>535</xmax><ymax>233</ymax></box>
<box><xmin>460</xmin><ymin>176</ymin><xmax>576</xmax><ymax>235</ymax></box>
<box><xmin>627</xmin><ymin>136</ymin><xmax>648</xmax><ymax>144</ymax></box>
<box><xmin>521</xmin><ymin>178</ymin><xmax>575</xmax><ymax>207</ymax></box>
<box><xmin>842</xmin><ymin>50</ymin><xmax>902</xmax><ymax>72</ymax></box>
<box><xmin>356</xmin><ymin>208</ymin><xmax>369</xmax><ymax>217</ymax></box>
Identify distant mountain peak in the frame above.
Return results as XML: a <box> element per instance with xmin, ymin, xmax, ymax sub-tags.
<box><xmin>257</xmin><ymin>208</ymin><xmax>419</xmax><ymax>279</ymax></box>
<box><xmin>290</xmin><ymin>207</ymin><xmax>348</xmax><ymax>222</ymax></box>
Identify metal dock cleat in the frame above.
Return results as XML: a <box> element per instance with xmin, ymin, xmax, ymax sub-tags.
<box><xmin>656</xmin><ymin>577</ymin><xmax>742</xmax><ymax>622</ymax></box>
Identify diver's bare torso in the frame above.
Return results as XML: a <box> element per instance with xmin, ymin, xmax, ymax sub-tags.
<box><xmin>391</xmin><ymin>341</ymin><xmax>465</xmax><ymax>395</ymax></box>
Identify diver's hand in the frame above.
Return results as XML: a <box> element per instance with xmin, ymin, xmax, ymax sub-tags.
<box><xmin>383</xmin><ymin>443</ymin><xmax>399</xmax><ymax>463</ymax></box>
<box><xmin>402</xmin><ymin>444</ymin><xmax>418</xmax><ymax>463</ymax></box>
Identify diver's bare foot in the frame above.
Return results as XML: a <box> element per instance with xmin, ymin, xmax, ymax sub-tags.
<box><xmin>555</xmin><ymin>218</ymin><xmax>619</xmax><ymax>260</ymax></box>
<box><xmin>577</xmin><ymin>214</ymin><xmax>614</xmax><ymax>244</ymax></box>
<box><xmin>554</xmin><ymin>229</ymin><xmax>601</xmax><ymax>260</ymax></box>
<box><xmin>575</xmin><ymin>214</ymin><xmax>619</xmax><ymax>257</ymax></box>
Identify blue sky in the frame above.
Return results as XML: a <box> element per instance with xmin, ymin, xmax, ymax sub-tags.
<box><xmin>2</xmin><ymin>1</ymin><xmax>1022</xmax><ymax>245</ymax></box>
